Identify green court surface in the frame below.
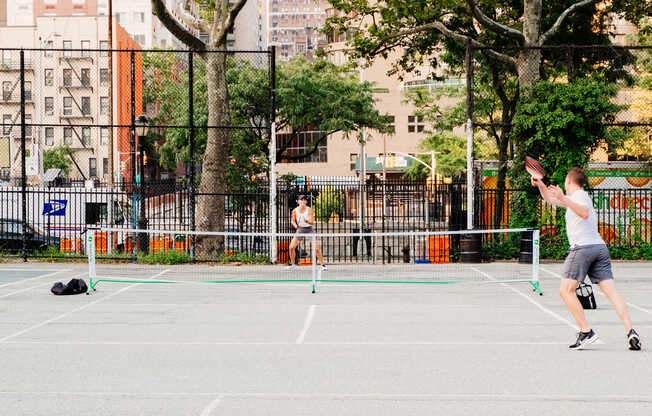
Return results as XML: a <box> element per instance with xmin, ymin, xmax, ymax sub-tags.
<box><xmin>1</xmin><ymin>261</ymin><xmax>651</xmax><ymax>415</ymax></box>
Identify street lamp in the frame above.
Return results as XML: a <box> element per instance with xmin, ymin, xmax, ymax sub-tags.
<box><xmin>135</xmin><ymin>114</ymin><xmax>149</xmax><ymax>254</ymax></box>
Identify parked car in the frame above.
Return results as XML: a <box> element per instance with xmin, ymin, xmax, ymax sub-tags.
<box><xmin>0</xmin><ymin>218</ymin><xmax>61</xmax><ymax>253</ymax></box>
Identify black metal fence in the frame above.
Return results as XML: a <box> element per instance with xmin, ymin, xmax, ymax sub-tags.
<box><xmin>477</xmin><ymin>188</ymin><xmax>652</xmax><ymax>247</ymax></box>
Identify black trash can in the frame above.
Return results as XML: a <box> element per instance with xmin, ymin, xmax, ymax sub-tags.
<box><xmin>460</xmin><ymin>233</ymin><xmax>482</xmax><ymax>263</ymax></box>
<box><xmin>352</xmin><ymin>228</ymin><xmax>372</xmax><ymax>257</ymax></box>
<box><xmin>519</xmin><ymin>230</ymin><xmax>533</xmax><ymax>264</ymax></box>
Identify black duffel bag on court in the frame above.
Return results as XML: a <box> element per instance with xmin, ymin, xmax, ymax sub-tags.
<box><xmin>576</xmin><ymin>282</ymin><xmax>597</xmax><ymax>309</ymax></box>
<box><xmin>51</xmin><ymin>278</ymin><xmax>88</xmax><ymax>295</ymax></box>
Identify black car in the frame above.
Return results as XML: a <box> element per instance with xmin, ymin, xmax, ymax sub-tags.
<box><xmin>0</xmin><ymin>218</ymin><xmax>61</xmax><ymax>253</ymax></box>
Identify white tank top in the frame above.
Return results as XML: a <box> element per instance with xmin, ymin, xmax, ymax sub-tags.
<box><xmin>295</xmin><ymin>207</ymin><xmax>311</xmax><ymax>228</ymax></box>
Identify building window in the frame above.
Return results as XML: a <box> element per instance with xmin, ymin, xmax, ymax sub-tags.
<box><xmin>45</xmin><ymin>127</ymin><xmax>54</xmax><ymax>146</ymax></box>
<box><xmin>63</xmin><ymin>41</ymin><xmax>72</xmax><ymax>58</ymax></box>
<box><xmin>81</xmin><ymin>40</ymin><xmax>90</xmax><ymax>57</ymax></box>
<box><xmin>24</xmin><ymin>81</ymin><xmax>32</xmax><ymax>101</ymax></box>
<box><xmin>137</xmin><ymin>12</ymin><xmax>145</xmax><ymax>23</ymax></box>
<box><xmin>2</xmin><ymin>82</ymin><xmax>10</xmax><ymax>102</ymax></box>
<box><xmin>134</xmin><ymin>34</ymin><xmax>146</xmax><ymax>45</ymax></box>
<box><xmin>44</xmin><ymin>68</ymin><xmax>53</xmax><ymax>86</ymax></box>
<box><xmin>82</xmin><ymin>127</ymin><xmax>91</xmax><ymax>146</ymax></box>
<box><xmin>101</xmin><ymin>128</ymin><xmax>108</xmax><ymax>145</ymax></box>
<box><xmin>25</xmin><ymin>115</ymin><xmax>31</xmax><ymax>137</ymax></box>
<box><xmin>103</xmin><ymin>158</ymin><xmax>108</xmax><ymax>177</ymax></box>
<box><xmin>89</xmin><ymin>158</ymin><xmax>97</xmax><ymax>177</ymax></box>
<box><xmin>100</xmin><ymin>41</ymin><xmax>108</xmax><ymax>57</ymax></box>
<box><xmin>100</xmin><ymin>97</ymin><xmax>108</xmax><ymax>115</ymax></box>
<box><xmin>387</xmin><ymin>115</ymin><xmax>395</xmax><ymax>133</ymax></box>
<box><xmin>100</xmin><ymin>68</ymin><xmax>109</xmax><ymax>86</ymax></box>
<box><xmin>276</xmin><ymin>131</ymin><xmax>327</xmax><ymax>163</ymax></box>
<box><xmin>2</xmin><ymin>50</ymin><xmax>11</xmax><ymax>67</ymax></box>
<box><xmin>81</xmin><ymin>68</ymin><xmax>90</xmax><ymax>86</ymax></box>
<box><xmin>407</xmin><ymin>115</ymin><xmax>424</xmax><ymax>133</ymax></box>
<box><xmin>44</xmin><ymin>40</ymin><xmax>54</xmax><ymax>57</ymax></box>
<box><xmin>63</xmin><ymin>97</ymin><xmax>72</xmax><ymax>115</ymax></box>
<box><xmin>81</xmin><ymin>97</ymin><xmax>90</xmax><ymax>115</ymax></box>
<box><xmin>350</xmin><ymin>153</ymin><xmax>357</xmax><ymax>171</ymax></box>
<box><xmin>45</xmin><ymin>97</ymin><xmax>54</xmax><ymax>115</ymax></box>
<box><xmin>64</xmin><ymin>127</ymin><xmax>73</xmax><ymax>144</ymax></box>
<box><xmin>63</xmin><ymin>69</ymin><xmax>72</xmax><ymax>86</ymax></box>
<box><xmin>3</xmin><ymin>115</ymin><xmax>12</xmax><ymax>135</ymax></box>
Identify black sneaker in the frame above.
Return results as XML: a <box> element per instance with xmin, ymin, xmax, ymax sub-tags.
<box><xmin>628</xmin><ymin>329</ymin><xmax>642</xmax><ymax>351</ymax></box>
<box><xmin>569</xmin><ymin>329</ymin><xmax>599</xmax><ymax>350</ymax></box>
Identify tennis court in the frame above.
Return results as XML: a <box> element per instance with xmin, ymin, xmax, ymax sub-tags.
<box><xmin>1</xmin><ymin>261</ymin><xmax>651</xmax><ymax>415</ymax></box>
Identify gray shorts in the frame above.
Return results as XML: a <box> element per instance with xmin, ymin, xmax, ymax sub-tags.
<box><xmin>562</xmin><ymin>244</ymin><xmax>614</xmax><ymax>284</ymax></box>
<box><xmin>294</xmin><ymin>226</ymin><xmax>313</xmax><ymax>241</ymax></box>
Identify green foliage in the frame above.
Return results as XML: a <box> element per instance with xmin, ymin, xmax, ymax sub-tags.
<box><xmin>43</xmin><ymin>145</ymin><xmax>72</xmax><ymax>176</ymax></box>
<box><xmin>403</xmin><ymin>132</ymin><xmax>467</xmax><ymax>179</ymax></box>
<box><xmin>540</xmin><ymin>232</ymin><xmax>570</xmax><ymax>260</ymax></box>
<box><xmin>138</xmin><ymin>250</ymin><xmax>191</xmax><ymax>265</ymax></box>
<box><xmin>481</xmin><ymin>235</ymin><xmax>520</xmax><ymax>261</ymax></box>
<box><xmin>216</xmin><ymin>252</ymin><xmax>270</xmax><ymax>264</ymax></box>
<box><xmin>314</xmin><ymin>186</ymin><xmax>344</xmax><ymax>221</ymax></box>
<box><xmin>279</xmin><ymin>173</ymin><xmax>299</xmax><ymax>183</ymax></box>
<box><xmin>402</xmin><ymin>87</ymin><xmax>467</xmax><ymax>179</ymax></box>
<box><xmin>510</xmin><ymin>79</ymin><xmax>625</xmax><ymax>227</ymax></box>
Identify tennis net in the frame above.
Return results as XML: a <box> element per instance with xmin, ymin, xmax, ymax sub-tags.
<box><xmin>86</xmin><ymin>227</ymin><xmax>541</xmax><ymax>294</ymax></box>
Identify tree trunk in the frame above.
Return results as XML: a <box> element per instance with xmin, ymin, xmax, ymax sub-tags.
<box><xmin>519</xmin><ymin>0</ymin><xmax>543</xmax><ymax>89</ymax></box>
<box><xmin>517</xmin><ymin>48</ymin><xmax>542</xmax><ymax>89</ymax></box>
<box><xmin>196</xmin><ymin>51</ymin><xmax>230</xmax><ymax>256</ymax></box>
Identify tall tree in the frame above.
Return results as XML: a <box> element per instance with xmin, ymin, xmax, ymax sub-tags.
<box><xmin>151</xmin><ymin>0</ymin><xmax>249</xmax><ymax>254</ymax></box>
<box><xmin>325</xmin><ymin>0</ymin><xmax>643</xmax><ymax>226</ymax></box>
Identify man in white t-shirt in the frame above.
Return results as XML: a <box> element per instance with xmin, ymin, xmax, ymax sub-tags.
<box><xmin>532</xmin><ymin>167</ymin><xmax>641</xmax><ymax>350</ymax></box>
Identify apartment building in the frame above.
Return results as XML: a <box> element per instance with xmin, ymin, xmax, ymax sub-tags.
<box><xmin>267</xmin><ymin>0</ymin><xmax>328</xmax><ymax>61</ymax></box>
<box><xmin>0</xmin><ymin>15</ymin><xmax>142</xmax><ymax>183</ymax></box>
<box><xmin>275</xmin><ymin>28</ymin><xmax>464</xmax><ymax>179</ymax></box>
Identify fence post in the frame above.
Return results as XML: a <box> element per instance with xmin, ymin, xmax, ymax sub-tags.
<box><xmin>269</xmin><ymin>46</ymin><xmax>277</xmax><ymax>263</ymax></box>
<box><xmin>20</xmin><ymin>50</ymin><xmax>27</xmax><ymax>261</ymax></box>
<box><xmin>130</xmin><ymin>50</ymin><xmax>137</xmax><ymax>260</ymax></box>
<box><xmin>465</xmin><ymin>41</ymin><xmax>474</xmax><ymax>230</ymax></box>
<box><xmin>188</xmin><ymin>51</ymin><xmax>196</xmax><ymax>262</ymax></box>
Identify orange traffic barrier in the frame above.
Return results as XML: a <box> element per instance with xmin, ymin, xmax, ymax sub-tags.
<box><xmin>428</xmin><ymin>236</ymin><xmax>450</xmax><ymax>263</ymax></box>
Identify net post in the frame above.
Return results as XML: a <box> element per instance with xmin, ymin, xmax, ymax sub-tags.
<box><xmin>311</xmin><ymin>234</ymin><xmax>317</xmax><ymax>294</ymax></box>
<box><xmin>531</xmin><ymin>229</ymin><xmax>542</xmax><ymax>295</ymax></box>
<box><xmin>86</xmin><ymin>227</ymin><xmax>97</xmax><ymax>292</ymax></box>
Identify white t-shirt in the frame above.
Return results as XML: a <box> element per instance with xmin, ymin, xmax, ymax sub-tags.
<box><xmin>564</xmin><ymin>189</ymin><xmax>605</xmax><ymax>247</ymax></box>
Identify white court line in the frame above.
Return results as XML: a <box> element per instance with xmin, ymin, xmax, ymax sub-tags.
<box><xmin>2</xmin><ymin>340</ymin><xmax>570</xmax><ymax>346</ymax></box>
<box><xmin>1</xmin><ymin>391</ymin><xmax>651</xmax><ymax>402</ymax></box>
<box><xmin>296</xmin><ymin>304</ymin><xmax>316</xmax><ymax>344</ymax></box>
<box><xmin>541</xmin><ymin>267</ymin><xmax>652</xmax><ymax>315</ymax></box>
<box><xmin>0</xmin><ymin>271</ymin><xmax>87</xmax><ymax>299</ymax></box>
<box><xmin>199</xmin><ymin>395</ymin><xmax>223</xmax><ymax>416</ymax></box>
<box><xmin>0</xmin><ymin>269</ymin><xmax>169</xmax><ymax>344</ymax></box>
<box><xmin>470</xmin><ymin>267</ymin><xmax>601</xmax><ymax>342</ymax></box>
<box><xmin>0</xmin><ymin>269</ymin><xmax>72</xmax><ymax>289</ymax></box>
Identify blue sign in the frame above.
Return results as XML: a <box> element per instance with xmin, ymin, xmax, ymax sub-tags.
<box><xmin>43</xmin><ymin>199</ymin><xmax>67</xmax><ymax>216</ymax></box>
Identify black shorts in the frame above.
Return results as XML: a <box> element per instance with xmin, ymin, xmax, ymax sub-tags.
<box><xmin>562</xmin><ymin>244</ymin><xmax>614</xmax><ymax>284</ymax></box>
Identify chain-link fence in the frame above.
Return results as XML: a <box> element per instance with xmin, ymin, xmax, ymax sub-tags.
<box><xmin>0</xmin><ymin>47</ymin><xmax>275</xmax><ymax>260</ymax></box>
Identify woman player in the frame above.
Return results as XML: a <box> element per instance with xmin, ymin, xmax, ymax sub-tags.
<box><xmin>287</xmin><ymin>195</ymin><xmax>326</xmax><ymax>270</ymax></box>
<box><xmin>532</xmin><ymin>167</ymin><xmax>641</xmax><ymax>350</ymax></box>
